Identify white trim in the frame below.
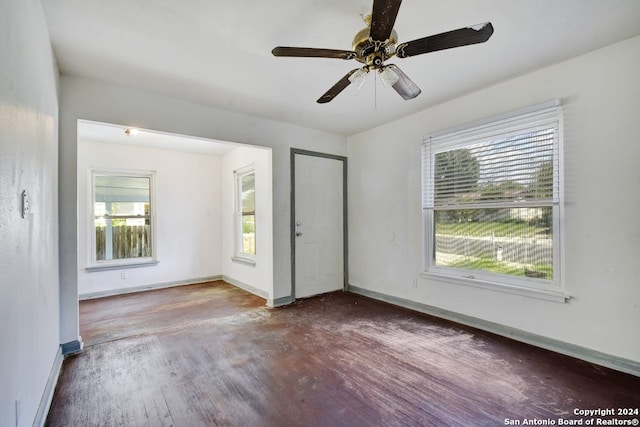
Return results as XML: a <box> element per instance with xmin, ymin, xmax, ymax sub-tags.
<box><xmin>556</xmin><ymin>110</ymin><xmax>566</xmax><ymax>296</ymax></box>
<box><xmin>79</xmin><ymin>275</ymin><xmax>222</xmax><ymax>300</ymax></box>
<box><xmin>421</xmin><ymin>271</ymin><xmax>569</xmax><ymax>303</ymax></box>
<box><xmin>234</xmin><ymin>165</ymin><xmax>257</xmax><ymax>259</ymax></box>
<box><xmin>85</xmin><ymin>258</ymin><xmax>159</xmax><ymax>271</ymax></box>
<box><xmin>233</xmin><ymin>164</ymin><xmax>255</xmax><ymax>175</ymax></box>
<box><xmin>230</xmin><ymin>256</ymin><xmax>256</xmax><ymax>266</ymax></box>
<box><xmin>421</xmin><ymin>100</ymin><xmax>564</xmax><ymax>296</ymax></box>
<box><xmin>88</xmin><ymin>168</ymin><xmax>157</xmax><ymax>268</ymax></box>
<box><xmin>79</xmin><ymin>275</ymin><xmax>270</xmax><ymax>305</ymax></box>
<box><xmin>33</xmin><ymin>346</ymin><xmax>64</xmax><ymax>427</ymax></box>
<box><xmin>425</xmin><ymin>99</ymin><xmax>561</xmax><ymax>143</ymax></box>
<box><xmin>222</xmin><ymin>275</ymin><xmax>268</xmax><ymax>299</ymax></box>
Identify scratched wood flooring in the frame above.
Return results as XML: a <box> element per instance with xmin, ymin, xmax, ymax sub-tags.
<box><xmin>46</xmin><ymin>281</ymin><xmax>639</xmax><ymax>426</ymax></box>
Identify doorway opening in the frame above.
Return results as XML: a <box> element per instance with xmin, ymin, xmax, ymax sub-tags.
<box><xmin>77</xmin><ymin>120</ymin><xmax>274</xmax><ymax>345</ymax></box>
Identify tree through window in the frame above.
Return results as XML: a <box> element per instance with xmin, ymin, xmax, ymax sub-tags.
<box><xmin>423</xmin><ymin>101</ymin><xmax>563</xmax><ymax>294</ymax></box>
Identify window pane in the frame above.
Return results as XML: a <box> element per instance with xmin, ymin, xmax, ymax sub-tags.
<box><xmin>95</xmin><ymin>221</ymin><xmax>152</xmax><ymax>261</ymax></box>
<box><xmin>434</xmin><ymin>207</ymin><xmax>553</xmax><ymax>279</ymax></box>
<box><xmin>94</xmin><ymin>175</ymin><xmax>152</xmax><ymax>261</ymax></box>
<box><xmin>95</xmin><ymin>176</ymin><xmax>150</xmax><ymax>204</ymax></box>
<box><xmin>241</xmin><ymin>173</ymin><xmax>256</xmax><ymax>255</ymax></box>
<box><xmin>423</xmin><ymin>102</ymin><xmax>562</xmax><ymax>290</ymax></box>
<box><xmin>433</xmin><ymin>128</ymin><xmax>556</xmax><ymax>208</ymax></box>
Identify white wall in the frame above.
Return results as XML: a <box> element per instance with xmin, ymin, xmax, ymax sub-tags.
<box><xmin>348</xmin><ymin>35</ymin><xmax>640</xmax><ymax>366</ymax></box>
<box><xmin>77</xmin><ymin>139</ymin><xmax>223</xmax><ymax>297</ymax></box>
<box><xmin>0</xmin><ymin>0</ymin><xmax>60</xmax><ymax>425</ymax></box>
<box><xmin>59</xmin><ymin>76</ymin><xmax>347</xmax><ymax>344</ymax></box>
<box><xmin>221</xmin><ymin>146</ymin><xmax>273</xmax><ymax>296</ymax></box>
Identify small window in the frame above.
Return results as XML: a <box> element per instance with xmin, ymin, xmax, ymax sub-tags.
<box><xmin>90</xmin><ymin>170</ymin><xmax>156</xmax><ymax>268</ymax></box>
<box><xmin>422</xmin><ymin>101</ymin><xmax>563</xmax><ymax>297</ymax></box>
<box><xmin>235</xmin><ymin>167</ymin><xmax>256</xmax><ymax>257</ymax></box>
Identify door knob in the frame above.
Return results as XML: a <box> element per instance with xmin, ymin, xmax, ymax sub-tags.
<box><xmin>296</xmin><ymin>232</ymin><xmax>302</xmax><ymax>237</ymax></box>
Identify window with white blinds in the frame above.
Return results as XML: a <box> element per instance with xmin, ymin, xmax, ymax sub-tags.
<box><xmin>422</xmin><ymin>101</ymin><xmax>563</xmax><ymax>297</ymax></box>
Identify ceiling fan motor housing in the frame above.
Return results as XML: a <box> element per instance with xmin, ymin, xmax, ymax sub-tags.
<box><xmin>352</xmin><ymin>24</ymin><xmax>398</xmax><ymax>68</ymax></box>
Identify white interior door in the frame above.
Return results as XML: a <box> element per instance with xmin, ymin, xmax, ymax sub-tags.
<box><xmin>294</xmin><ymin>153</ymin><xmax>344</xmax><ymax>299</ymax></box>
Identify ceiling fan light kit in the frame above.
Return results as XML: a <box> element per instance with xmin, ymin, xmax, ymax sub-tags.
<box><xmin>272</xmin><ymin>0</ymin><xmax>494</xmax><ymax>104</ymax></box>
<box><xmin>348</xmin><ymin>68</ymin><xmax>369</xmax><ymax>89</ymax></box>
<box><xmin>379</xmin><ymin>66</ymin><xmax>400</xmax><ymax>87</ymax></box>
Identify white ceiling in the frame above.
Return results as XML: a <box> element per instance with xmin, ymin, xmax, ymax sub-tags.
<box><xmin>78</xmin><ymin>120</ymin><xmax>239</xmax><ymax>156</ymax></box>
<box><xmin>42</xmin><ymin>0</ymin><xmax>640</xmax><ymax>136</ymax></box>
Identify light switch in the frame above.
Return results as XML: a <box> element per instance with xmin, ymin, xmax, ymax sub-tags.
<box><xmin>21</xmin><ymin>190</ymin><xmax>29</xmax><ymax>218</ymax></box>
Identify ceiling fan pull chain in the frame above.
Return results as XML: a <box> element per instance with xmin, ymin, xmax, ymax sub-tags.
<box><xmin>374</xmin><ymin>71</ymin><xmax>378</xmax><ymax>111</ymax></box>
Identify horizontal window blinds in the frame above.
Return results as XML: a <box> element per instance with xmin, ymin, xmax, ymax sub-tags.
<box><xmin>423</xmin><ymin>101</ymin><xmax>561</xmax><ymax>209</ymax></box>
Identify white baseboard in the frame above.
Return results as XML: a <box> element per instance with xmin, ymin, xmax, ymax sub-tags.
<box><xmin>33</xmin><ymin>346</ymin><xmax>64</xmax><ymax>427</ymax></box>
<box><xmin>79</xmin><ymin>275</ymin><xmax>223</xmax><ymax>300</ymax></box>
<box><xmin>221</xmin><ymin>275</ymin><xmax>268</xmax><ymax>300</ymax></box>
<box><xmin>348</xmin><ymin>284</ymin><xmax>640</xmax><ymax>377</ymax></box>
<box><xmin>79</xmin><ymin>274</ymin><xmax>273</xmax><ymax>306</ymax></box>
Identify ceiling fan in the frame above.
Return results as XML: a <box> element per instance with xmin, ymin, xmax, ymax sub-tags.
<box><xmin>272</xmin><ymin>0</ymin><xmax>494</xmax><ymax>104</ymax></box>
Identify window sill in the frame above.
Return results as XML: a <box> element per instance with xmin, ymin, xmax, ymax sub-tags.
<box><xmin>421</xmin><ymin>271</ymin><xmax>570</xmax><ymax>303</ymax></box>
<box><xmin>231</xmin><ymin>256</ymin><xmax>256</xmax><ymax>267</ymax></box>
<box><xmin>86</xmin><ymin>259</ymin><xmax>159</xmax><ymax>272</ymax></box>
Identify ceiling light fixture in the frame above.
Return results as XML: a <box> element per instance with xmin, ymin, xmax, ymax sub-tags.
<box><xmin>124</xmin><ymin>128</ymin><xmax>139</xmax><ymax>137</ymax></box>
<box><xmin>379</xmin><ymin>66</ymin><xmax>400</xmax><ymax>87</ymax></box>
<box><xmin>348</xmin><ymin>68</ymin><xmax>368</xmax><ymax>90</ymax></box>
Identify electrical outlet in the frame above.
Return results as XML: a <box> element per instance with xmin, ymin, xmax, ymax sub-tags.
<box><xmin>411</xmin><ymin>278</ymin><xmax>418</xmax><ymax>288</ymax></box>
<box><xmin>120</xmin><ymin>271</ymin><xmax>128</xmax><ymax>279</ymax></box>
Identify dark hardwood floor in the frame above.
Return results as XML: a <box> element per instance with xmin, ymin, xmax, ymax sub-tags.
<box><xmin>47</xmin><ymin>281</ymin><xmax>640</xmax><ymax>426</ymax></box>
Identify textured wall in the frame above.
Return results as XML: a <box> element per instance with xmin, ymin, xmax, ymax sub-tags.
<box><xmin>77</xmin><ymin>139</ymin><xmax>224</xmax><ymax>297</ymax></box>
<box><xmin>348</xmin><ymin>36</ymin><xmax>640</xmax><ymax>365</ymax></box>
<box><xmin>0</xmin><ymin>0</ymin><xmax>60</xmax><ymax>425</ymax></box>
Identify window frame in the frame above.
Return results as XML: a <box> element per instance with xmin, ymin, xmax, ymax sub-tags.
<box><xmin>421</xmin><ymin>100</ymin><xmax>567</xmax><ymax>302</ymax></box>
<box><xmin>87</xmin><ymin>168</ymin><xmax>158</xmax><ymax>271</ymax></box>
<box><xmin>232</xmin><ymin>165</ymin><xmax>257</xmax><ymax>265</ymax></box>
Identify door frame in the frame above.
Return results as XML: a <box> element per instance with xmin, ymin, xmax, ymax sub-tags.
<box><xmin>290</xmin><ymin>148</ymin><xmax>348</xmax><ymax>300</ymax></box>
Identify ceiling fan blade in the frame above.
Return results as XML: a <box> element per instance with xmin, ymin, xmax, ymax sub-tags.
<box><xmin>387</xmin><ymin>65</ymin><xmax>421</xmax><ymax>100</ymax></box>
<box><xmin>369</xmin><ymin>0</ymin><xmax>403</xmax><ymax>42</ymax></box>
<box><xmin>395</xmin><ymin>22</ymin><xmax>494</xmax><ymax>58</ymax></box>
<box><xmin>272</xmin><ymin>46</ymin><xmax>356</xmax><ymax>60</ymax></box>
<box><xmin>317</xmin><ymin>69</ymin><xmax>360</xmax><ymax>104</ymax></box>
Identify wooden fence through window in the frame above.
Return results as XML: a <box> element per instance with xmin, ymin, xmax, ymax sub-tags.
<box><xmin>96</xmin><ymin>225</ymin><xmax>151</xmax><ymax>260</ymax></box>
